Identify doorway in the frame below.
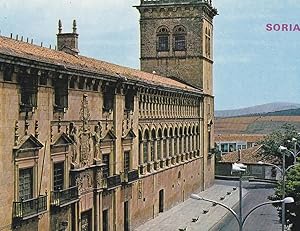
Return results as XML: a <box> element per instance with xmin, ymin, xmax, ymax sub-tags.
<box><xmin>159</xmin><ymin>189</ymin><xmax>164</xmax><ymax>213</ymax></box>
<box><xmin>81</xmin><ymin>210</ymin><xmax>92</xmax><ymax>231</ymax></box>
<box><xmin>124</xmin><ymin>201</ymin><xmax>129</xmax><ymax>231</ymax></box>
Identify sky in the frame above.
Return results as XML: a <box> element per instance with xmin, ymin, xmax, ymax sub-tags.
<box><xmin>0</xmin><ymin>0</ymin><xmax>300</xmax><ymax>110</ymax></box>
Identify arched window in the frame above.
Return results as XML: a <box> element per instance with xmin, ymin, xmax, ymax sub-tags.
<box><xmin>179</xmin><ymin>127</ymin><xmax>183</xmax><ymax>154</ymax></box>
<box><xmin>151</xmin><ymin>129</ymin><xmax>156</xmax><ymax>161</ymax></box>
<box><xmin>174</xmin><ymin>127</ymin><xmax>178</xmax><ymax>155</ymax></box>
<box><xmin>173</xmin><ymin>25</ymin><xmax>186</xmax><ymax>51</ymax></box>
<box><xmin>157</xmin><ymin>129</ymin><xmax>162</xmax><ymax>159</ymax></box>
<box><xmin>163</xmin><ymin>128</ymin><xmax>168</xmax><ymax>158</ymax></box>
<box><xmin>157</xmin><ymin>26</ymin><xmax>170</xmax><ymax>52</ymax></box>
<box><xmin>139</xmin><ymin>130</ymin><xmax>143</xmax><ymax>164</ymax></box>
<box><xmin>169</xmin><ymin>128</ymin><xmax>173</xmax><ymax>156</ymax></box>
<box><xmin>143</xmin><ymin>130</ymin><xmax>149</xmax><ymax>163</ymax></box>
<box><xmin>183</xmin><ymin>127</ymin><xmax>187</xmax><ymax>153</ymax></box>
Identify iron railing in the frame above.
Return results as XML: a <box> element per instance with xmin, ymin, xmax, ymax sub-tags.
<box><xmin>51</xmin><ymin>186</ymin><xmax>78</xmax><ymax>207</ymax></box>
<box><xmin>13</xmin><ymin>195</ymin><xmax>47</xmax><ymax>220</ymax></box>
<box><xmin>107</xmin><ymin>175</ymin><xmax>122</xmax><ymax>189</ymax></box>
<box><xmin>128</xmin><ymin>169</ymin><xmax>139</xmax><ymax>182</ymax></box>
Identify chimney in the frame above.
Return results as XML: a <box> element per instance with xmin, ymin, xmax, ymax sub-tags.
<box><xmin>57</xmin><ymin>19</ymin><xmax>79</xmax><ymax>55</ymax></box>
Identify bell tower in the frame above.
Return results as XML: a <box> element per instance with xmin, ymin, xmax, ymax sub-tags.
<box><xmin>135</xmin><ymin>0</ymin><xmax>217</xmax><ymax>94</ymax></box>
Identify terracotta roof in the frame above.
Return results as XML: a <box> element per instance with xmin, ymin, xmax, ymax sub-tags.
<box><xmin>0</xmin><ymin>36</ymin><xmax>200</xmax><ymax>93</ymax></box>
<box><xmin>220</xmin><ymin>145</ymin><xmax>279</xmax><ymax>164</ymax></box>
<box><xmin>215</xmin><ymin>134</ymin><xmax>265</xmax><ymax>143</ymax></box>
<box><xmin>220</xmin><ymin>145</ymin><xmax>263</xmax><ymax>164</ymax></box>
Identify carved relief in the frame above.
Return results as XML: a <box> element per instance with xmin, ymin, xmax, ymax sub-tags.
<box><xmin>76</xmin><ymin>172</ymin><xmax>93</xmax><ymax>193</ymax></box>
<box><xmin>93</xmin><ymin>123</ymin><xmax>102</xmax><ymax>161</ymax></box>
<box><xmin>69</xmin><ymin>94</ymin><xmax>95</xmax><ymax>168</ymax></box>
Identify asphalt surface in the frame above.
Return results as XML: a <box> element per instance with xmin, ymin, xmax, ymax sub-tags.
<box><xmin>212</xmin><ymin>181</ymin><xmax>281</xmax><ymax>231</ymax></box>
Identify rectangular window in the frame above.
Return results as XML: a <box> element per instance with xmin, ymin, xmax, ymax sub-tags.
<box><xmin>19</xmin><ymin>168</ymin><xmax>33</xmax><ymax>201</ymax></box>
<box><xmin>158</xmin><ymin>35</ymin><xmax>169</xmax><ymax>51</ymax></box>
<box><xmin>124</xmin><ymin>151</ymin><xmax>130</xmax><ymax>173</ymax></box>
<box><xmin>54</xmin><ymin>76</ymin><xmax>68</xmax><ymax>110</ymax></box>
<box><xmin>20</xmin><ymin>75</ymin><xmax>38</xmax><ymax>110</ymax></box>
<box><xmin>174</xmin><ymin>35</ymin><xmax>186</xmax><ymax>51</ymax></box>
<box><xmin>103</xmin><ymin>209</ymin><xmax>109</xmax><ymax>231</ymax></box>
<box><xmin>103</xmin><ymin>86</ymin><xmax>114</xmax><ymax>112</ymax></box>
<box><xmin>3</xmin><ymin>66</ymin><xmax>13</xmax><ymax>81</ymax></box>
<box><xmin>53</xmin><ymin>162</ymin><xmax>64</xmax><ymax>191</ymax></box>
<box><xmin>221</xmin><ymin>143</ymin><xmax>229</xmax><ymax>152</ymax></box>
<box><xmin>125</xmin><ymin>91</ymin><xmax>134</xmax><ymax>112</ymax></box>
<box><xmin>103</xmin><ymin>154</ymin><xmax>110</xmax><ymax>177</ymax></box>
<box><xmin>229</xmin><ymin>143</ymin><xmax>236</xmax><ymax>152</ymax></box>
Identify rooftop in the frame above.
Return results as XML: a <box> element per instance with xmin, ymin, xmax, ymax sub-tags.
<box><xmin>215</xmin><ymin>134</ymin><xmax>265</xmax><ymax>143</ymax></box>
<box><xmin>220</xmin><ymin>145</ymin><xmax>279</xmax><ymax>165</ymax></box>
<box><xmin>0</xmin><ymin>35</ymin><xmax>201</xmax><ymax>94</ymax></box>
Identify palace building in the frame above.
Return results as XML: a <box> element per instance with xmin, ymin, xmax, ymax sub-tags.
<box><xmin>0</xmin><ymin>0</ymin><xmax>217</xmax><ymax>230</ymax></box>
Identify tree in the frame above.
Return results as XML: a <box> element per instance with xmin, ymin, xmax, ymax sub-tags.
<box><xmin>259</xmin><ymin>123</ymin><xmax>300</xmax><ymax>166</ymax></box>
<box><xmin>260</xmin><ymin>123</ymin><xmax>300</xmax><ymax>230</ymax></box>
<box><xmin>270</xmin><ymin>164</ymin><xmax>300</xmax><ymax>230</ymax></box>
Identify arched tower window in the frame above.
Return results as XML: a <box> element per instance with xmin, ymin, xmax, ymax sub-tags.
<box><xmin>173</xmin><ymin>25</ymin><xmax>187</xmax><ymax>51</ymax></box>
<box><xmin>205</xmin><ymin>27</ymin><xmax>211</xmax><ymax>57</ymax></box>
<box><xmin>157</xmin><ymin>26</ymin><xmax>170</xmax><ymax>52</ymax></box>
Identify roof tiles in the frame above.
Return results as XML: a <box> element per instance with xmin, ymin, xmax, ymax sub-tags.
<box><xmin>0</xmin><ymin>36</ymin><xmax>200</xmax><ymax>93</ymax></box>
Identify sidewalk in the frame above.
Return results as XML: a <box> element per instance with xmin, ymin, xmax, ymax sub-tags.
<box><xmin>134</xmin><ymin>180</ymin><xmax>247</xmax><ymax>231</ymax></box>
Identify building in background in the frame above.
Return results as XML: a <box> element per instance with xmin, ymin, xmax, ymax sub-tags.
<box><xmin>215</xmin><ymin>134</ymin><xmax>264</xmax><ymax>154</ymax></box>
<box><xmin>0</xmin><ymin>1</ymin><xmax>217</xmax><ymax>230</ymax></box>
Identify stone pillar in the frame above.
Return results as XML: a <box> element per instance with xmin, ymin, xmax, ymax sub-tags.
<box><xmin>95</xmin><ymin>193</ymin><xmax>100</xmax><ymax>231</ymax></box>
<box><xmin>139</xmin><ymin>142</ymin><xmax>144</xmax><ymax>164</ymax></box>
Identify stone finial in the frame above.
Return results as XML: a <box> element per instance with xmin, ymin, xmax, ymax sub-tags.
<box><xmin>73</xmin><ymin>19</ymin><xmax>77</xmax><ymax>33</ymax></box>
<box><xmin>58</xmin><ymin>19</ymin><xmax>62</xmax><ymax>34</ymax></box>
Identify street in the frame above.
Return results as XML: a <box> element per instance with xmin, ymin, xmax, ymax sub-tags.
<box><xmin>212</xmin><ymin>181</ymin><xmax>281</xmax><ymax>231</ymax></box>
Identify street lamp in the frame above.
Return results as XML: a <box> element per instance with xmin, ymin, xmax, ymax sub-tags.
<box><xmin>231</xmin><ymin>162</ymin><xmax>247</xmax><ymax>229</ymax></box>
<box><xmin>190</xmin><ymin>194</ymin><xmax>294</xmax><ymax>231</ymax></box>
<box><xmin>284</xmin><ymin>138</ymin><xmax>300</xmax><ymax>164</ymax></box>
<box><xmin>279</xmin><ymin>143</ymin><xmax>300</xmax><ymax>231</ymax></box>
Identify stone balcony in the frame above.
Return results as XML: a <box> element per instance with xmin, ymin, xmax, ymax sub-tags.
<box><xmin>51</xmin><ymin>186</ymin><xmax>79</xmax><ymax>208</ymax></box>
<box><xmin>13</xmin><ymin>195</ymin><xmax>47</xmax><ymax>221</ymax></box>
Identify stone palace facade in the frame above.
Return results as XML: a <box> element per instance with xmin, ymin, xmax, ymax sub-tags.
<box><xmin>0</xmin><ymin>0</ymin><xmax>217</xmax><ymax>230</ymax></box>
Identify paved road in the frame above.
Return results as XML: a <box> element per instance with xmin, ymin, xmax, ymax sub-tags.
<box><xmin>212</xmin><ymin>182</ymin><xmax>281</xmax><ymax>231</ymax></box>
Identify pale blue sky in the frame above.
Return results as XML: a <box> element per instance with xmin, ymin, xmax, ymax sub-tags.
<box><xmin>0</xmin><ymin>0</ymin><xmax>299</xmax><ymax>110</ymax></box>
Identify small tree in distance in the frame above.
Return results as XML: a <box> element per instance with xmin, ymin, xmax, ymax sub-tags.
<box><xmin>259</xmin><ymin>123</ymin><xmax>300</xmax><ymax>166</ymax></box>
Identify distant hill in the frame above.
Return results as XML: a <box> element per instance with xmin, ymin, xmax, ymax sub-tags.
<box><xmin>215</xmin><ymin>115</ymin><xmax>300</xmax><ymax>135</ymax></box>
<box><xmin>216</xmin><ymin>102</ymin><xmax>300</xmax><ymax>118</ymax></box>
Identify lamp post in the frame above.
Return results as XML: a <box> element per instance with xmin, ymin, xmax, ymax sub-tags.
<box><xmin>278</xmin><ymin>143</ymin><xmax>300</xmax><ymax>231</ymax></box>
<box><xmin>258</xmin><ymin>161</ymin><xmax>300</xmax><ymax>231</ymax></box>
<box><xmin>190</xmin><ymin>194</ymin><xmax>294</xmax><ymax>231</ymax></box>
<box><xmin>231</xmin><ymin>162</ymin><xmax>247</xmax><ymax>230</ymax></box>
<box><xmin>285</xmin><ymin>138</ymin><xmax>300</xmax><ymax>165</ymax></box>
